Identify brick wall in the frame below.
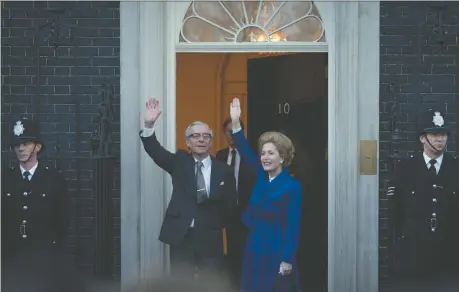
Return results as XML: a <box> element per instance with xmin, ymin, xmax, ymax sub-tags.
<box><xmin>379</xmin><ymin>1</ymin><xmax>459</xmax><ymax>284</ymax></box>
<box><xmin>1</xmin><ymin>1</ymin><xmax>121</xmax><ymax>280</ymax></box>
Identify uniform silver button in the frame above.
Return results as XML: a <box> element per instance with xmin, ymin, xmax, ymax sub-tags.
<box><xmin>22</xmin><ymin>234</ymin><xmax>27</xmax><ymax>239</ymax></box>
<box><xmin>23</xmin><ymin>192</ymin><xmax>28</xmax><ymax>196</ymax></box>
<box><xmin>453</xmin><ymin>192</ymin><xmax>456</xmax><ymax>195</ymax></box>
<box><xmin>42</xmin><ymin>193</ymin><xmax>46</xmax><ymax>197</ymax></box>
<box><xmin>433</xmin><ymin>184</ymin><xmax>437</xmax><ymax>188</ymax></box>
<box><xmin>432</xmin><ymin>213</ymin><xmax>437</xmax><ymax>217</ymax></box>
<box><xmin>433</xmin><ymin>198</ymin><xmax>437</xmax><ymax>202</ymax></box>
<box><xmin>22</xmin><ymin>220</ymin><xmax>27</xmax><ymax>224</ymax></box>
<box><xmin>412</xmin><ymin>191</ymin><xmax>415</xmax><ymax>194</ymax></box>
<box><xmin>6</xmin><ymin>193</ymin><xmax>10</xmax><ymax>196</ymax></box>
<box><xmin>23</xmin><ymin>205</ymin><xmax>28</xmax><ymax>210</ymax></box>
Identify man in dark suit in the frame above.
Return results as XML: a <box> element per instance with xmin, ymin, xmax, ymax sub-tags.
<box><xmin>140</xmin><ymin>98</ymin><xmax>238</xmax><ymax>281</ymax></box>
<box><xmin>216</xmin><ymin>118</ymin><xmax>256</xmax><ymax>289</ymax></box>
<box><xmin>384</xmin><ymin>109</ymin><xmax>459</xmax><ymax>292</ymax></box>
<box><xmin>1</xmin><ymin>117</ymin><xmax>82</xmax><ymax>292</ymax></box>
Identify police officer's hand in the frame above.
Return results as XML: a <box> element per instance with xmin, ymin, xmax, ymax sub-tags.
<box><xmin>230</xmin><ymin>97</ymin><xmax>241</xmax><ymax>129</ymax></box>
<box><xmin>144</xmin><ymin>97</ymin><xmax>162</xmax><ymax>128</ymax></box>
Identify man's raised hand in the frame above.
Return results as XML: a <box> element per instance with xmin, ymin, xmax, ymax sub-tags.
<box><xmin>144</xmin><ymin>98</ymin><xmax>162</xmax><ymax>128</ymax></box>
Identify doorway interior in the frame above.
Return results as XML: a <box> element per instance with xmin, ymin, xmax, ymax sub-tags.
<box><xmin>176</xmin><ymin>52</ymin><xmax>328</xmax><ymax>291</ymax></box>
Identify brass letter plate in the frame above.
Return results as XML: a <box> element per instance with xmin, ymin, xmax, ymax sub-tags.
<box><xmin>360</xmin><ymin>140</ymin><xmax>377</xmax><ymax>175</ymax></box>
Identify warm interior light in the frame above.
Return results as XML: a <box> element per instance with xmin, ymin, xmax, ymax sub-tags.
<box><xmin>249</xmin><ymin>1</ymin><xmax>288</xmax><ymax>44</ymax></box>
<box><xmin>256</xmin><ymin>34</ymin><xmax>266</xmax><ymax>42</ymax></box>
<box><xmin>251</xmin><ymin>31</ymin><xmax>287</xmax><ymax>43</ymax></box>
<box><xmin>253</xmin><ymin>31</ymin><xmax>287</xmax><ymax>55</ymax></box>
<box><xmin>249</xmin><ymin>1</ymin><xmax>288</xmax><ymax>55</ymax></box>
<box><xmin>269</xmin><ymin>33</ymin><xmax>287</xmax><ymax>42</ymax></box>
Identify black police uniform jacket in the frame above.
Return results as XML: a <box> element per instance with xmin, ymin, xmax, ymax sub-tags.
<box><xmin>387</xmin><ymin>153</ymin><xmax>459</xmax><ymax>278</ymax></box>
<box><xmin>1</xmin><ymin>162</ymin><xmax>69</xmax><ymax>264</ymax></box>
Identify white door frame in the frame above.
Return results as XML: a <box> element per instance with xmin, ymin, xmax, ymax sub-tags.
<box><xmin>120</xmin><ymin>2</ymin><xmax>380</xmax><ymax>292</ymax></box>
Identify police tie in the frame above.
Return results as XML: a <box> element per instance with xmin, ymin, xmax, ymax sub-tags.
<box><xmin>230</xmin><ymin>149</ymin><xmax>236</xmax><ymax>168</ymax></box>
<box><xmin>196</xmin><ymin>161</ymin><xmax>208</xmax><ymax>204</ymax></box>
<box><xmin>429</xmin><ymin>159</ymin><xmax>437</xmax><ymax>178</ymax></box>
<box><xmin>23</xmin><ymin>171</ymin><xmax>31</xmax><ymax>183</ymax></box>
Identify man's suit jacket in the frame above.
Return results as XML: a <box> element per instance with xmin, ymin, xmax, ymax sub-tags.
<box><xmin>216</xmin><ymin>147</ymin><xmax>256</xmax><ymax>214</ymax></box>
<box><xmin>140</xmin><ymin>132</ymin><xmax>237</xmax><ymax>255</ymax></box>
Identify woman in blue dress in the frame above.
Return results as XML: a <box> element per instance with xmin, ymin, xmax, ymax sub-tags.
<box><xmin>229</xmin><ymin>98</ymin><xmax>303</xmax><ymax>292</ymax></box>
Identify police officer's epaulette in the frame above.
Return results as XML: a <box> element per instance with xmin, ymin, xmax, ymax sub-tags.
<box><xmin>43</xmin><ymin>165</ymin><xmax>59</xmax><ymax>172</ymax></box>
<box><xmin>404</xmin><ymin>154</ymin><xmax>415</xmax><ymax>162</ymax></box>
<box><xmin>406</xmin><ymin>155</ymin><xmax>415</xmax><ymax>164</ymax></box>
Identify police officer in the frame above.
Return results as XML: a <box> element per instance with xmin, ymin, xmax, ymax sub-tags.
<box><xmin>1</xmin><ymin>118</ymin><xmax>73</xmax><ymax>292</ymax></box>
<box><xmin>385</xmin><ymin>109</ymin><xmax>459</xmax><ymax>291</ymax></box>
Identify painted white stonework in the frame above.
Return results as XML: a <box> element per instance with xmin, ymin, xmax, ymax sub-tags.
<box><xmin>327</xmin><ymin>3</ymin><xmax>380</xmax><ymax>292</ymax></box>
<box><xmin>356</xmin><ymin>4</ymin><xmax>380</xmax><ymax>291</ymax></box>
<box><xmin>120</xmin><ymin>2</ymin><xmax>169</xmax><ymax>290</ymax></box>
<box><xmin>120</xmin><ymin>1</ymin><xmax>380</xmax><ymax>292</ymax></box>
<box><xmin>120</xmin><ymin>3</ymin><xmax>141</xmax><ymax>289</ymax></box>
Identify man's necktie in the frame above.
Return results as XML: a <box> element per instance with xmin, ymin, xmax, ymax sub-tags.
<box><xmin>230</xmin><ymin>149</ymin><xmax>236</xmax><ymax>168</ymax></box>
<box><xmin>196</xmin><ymin>161</ymin><xmax>208</xmax><ymax>204</ymax></box>
<box><xmin>23</xmin><ymin>171</ymin><xmax>31</xmax><ymax>183</ymax></box>
<box><xmin>429</xmin><ymin>159</ymin><xmax>437</xmax><ymax>178</ymax></box>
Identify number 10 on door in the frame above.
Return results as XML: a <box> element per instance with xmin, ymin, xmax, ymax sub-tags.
<box><xmin>278</xmin><ymin>103</ymin><xmax>291</xmax><ymax>115</ymax></box>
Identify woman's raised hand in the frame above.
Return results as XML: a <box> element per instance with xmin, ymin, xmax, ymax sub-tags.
<box><xmin>230</xmin><ymin>97</ymin><xmax>241</xmax><ymax>129</ymax></box>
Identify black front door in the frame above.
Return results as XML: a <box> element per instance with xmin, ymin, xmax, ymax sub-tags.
<box><xmin>247</xmin><ymin>53</ymin><xmax>328</xmax><ymax>291</ymax></box>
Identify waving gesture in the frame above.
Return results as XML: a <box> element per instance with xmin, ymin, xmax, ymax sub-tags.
<box><xmin>144</xmin><ymin>98</ymin><xmax>162</xmax><ymax>128</ymax></box>
<box><xmin>230</xmin><ymin>97</ymin><xmax>242</xmax><ymax>129</ymax></box>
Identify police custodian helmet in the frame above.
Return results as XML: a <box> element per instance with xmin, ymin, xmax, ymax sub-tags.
<box><xmin>418</xmin><ymin>108</ymin><xmax>450</xmax><ymax>136</ymax></box>
<box><xmin>9</xmin><ymin>117</ymin><xmax>44</xmax><ymax>147</ymax></box>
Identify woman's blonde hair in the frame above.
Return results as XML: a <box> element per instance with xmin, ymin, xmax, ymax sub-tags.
<box><xmin>257</xmin><ymin>131</ymin><xmax>295</xmax><ymax>167</ymax></box>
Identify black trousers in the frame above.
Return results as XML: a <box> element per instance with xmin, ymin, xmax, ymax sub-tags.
<box><xmin>226</xmin><ymin>222</ymin><xmax>247</xmax><ymax>289</ymax></box>
<box><xmin>170</xmin><ymin>228</ymin><xmax>223</xmax><ymax>280</ymax></box>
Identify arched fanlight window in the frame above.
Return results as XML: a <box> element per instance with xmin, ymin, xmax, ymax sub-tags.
<box><xmin>180</xmin><ymin>1</ymin><xmax>325</xmax><ymax>43</ymax></box>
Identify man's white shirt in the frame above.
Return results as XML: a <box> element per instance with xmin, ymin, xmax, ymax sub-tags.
<box><xmin>20</xmin><ymin>162</ymin><xmax>38</xmax><ymax>180</ymax></box>
<box><xmin>423</xmin><ymin>152</ymin><xmax>443</xmax><ymax>174</ymax></box>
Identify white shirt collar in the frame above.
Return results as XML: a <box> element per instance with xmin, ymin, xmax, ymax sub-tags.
<box><xmin>195</xmin><ymin>155</ymin><xmax>211</xmax><ymax>169</ymax></box>
<box><xmin>20</xmin><ymin>162</ymin><xmax>39</xmax><ymax>177</ymax></box>
<box><xmin>229</xmin><ymin>146</ymin><xmax>237</xmax><ymax>153</ymax></box>
<box><xmin>423</xmin><ymin>152</ymin><xmax>443</xmax><ymax>166</ymax></box>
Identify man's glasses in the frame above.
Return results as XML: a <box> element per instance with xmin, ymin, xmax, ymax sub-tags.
<box><xmin>188</xmin><ymin>133</ymin><xmax>212</xmax><ymax>140</ymax></box>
